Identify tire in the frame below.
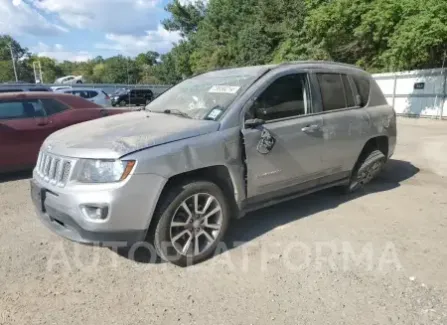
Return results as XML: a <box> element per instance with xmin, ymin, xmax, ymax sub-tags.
<box><xmin>149</xmin><ymin>180</ymin><xmax>230</xmax><ymax>267</ymax></box>
<box><xmin>345</xmin><ymin>149</ymin><xmax>386</xmax><ymax>193</ymax></box>
<box><xmin>76</xmin><ymin>80</ymin><xmax>83</xmax><ymax>84</ymax></box>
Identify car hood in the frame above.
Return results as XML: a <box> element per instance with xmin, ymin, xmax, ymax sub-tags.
<box><xmin>43</xmin><ymin>111</ymin><xmax>220</xmax><ymax>159</ymax></box>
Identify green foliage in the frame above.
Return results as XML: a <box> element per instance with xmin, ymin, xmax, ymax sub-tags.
<box><xmin>1</xmin><ymin>0</ymin><xmax>446</xmax><ymax>84</ymax></box>
<box><xmin>163</xmin><ymin>0</ymin><xmax>207</xmax><ymax>37</ymax></box>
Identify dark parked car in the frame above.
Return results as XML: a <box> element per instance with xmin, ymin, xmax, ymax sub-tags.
<box><xmin>0</xmin><ymin>85</ymin><xmax>52</xmax><ymax>93</ymax></box>
<box><xmin>0</xmin><ymin>92</ymin><xmax>128</xmax><ymax>173</ymax></box>
<box><xmin>111</xmin><ymin>88</ymin><xmax>154</xmax><ymax>107</ymax></box>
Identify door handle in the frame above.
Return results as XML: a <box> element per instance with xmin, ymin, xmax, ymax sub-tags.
<box><xmin>37</xmin><ymin>120</ymin><xmax>52</xmax><ymax>126</ymax></box>
<box><xmin>301</xmin><ymin>124</ymin><xmax>321</xmax><ymax>133</ymax></box>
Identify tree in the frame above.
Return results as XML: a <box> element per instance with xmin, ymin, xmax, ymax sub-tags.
<box><xmin>357</xmin><ymin>0</ymin><xmax>447</xmax><ymax>70</ymax></box>
<box><xmin>0</xmin><ymin>35</ymin><xmax>29</xmax><ymax>61</ymax></box>
<box><xmin>135</xmin><ymin>51</ymin><xmax>159</xmax><ymax>67</ymax></box>
<box><xmin>0</xmin><ymin>35</ymin><xmax>32</xmax><ymax>82</ymax></box>
<box><xmin>162</xmin><ymin>0</ymin><xmax>207</xmax><ymax>37</ymax></box>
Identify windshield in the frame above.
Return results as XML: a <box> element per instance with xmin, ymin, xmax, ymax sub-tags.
<box><xmin>145</xmin><ymin>66</ymin><xmax>269</xmax><ymax>120</ymax></box>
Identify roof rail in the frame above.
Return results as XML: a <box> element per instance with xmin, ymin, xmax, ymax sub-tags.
<box><xmin>279</xmin><ymin>60</ymin><xmax>362</xmax><ymax>70</ymax></box>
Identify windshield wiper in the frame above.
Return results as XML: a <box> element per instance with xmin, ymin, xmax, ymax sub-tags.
<box><xmin>163</xmin><ymin>109</ymin><xmax>192</xmax><ymax>119</ymax></box>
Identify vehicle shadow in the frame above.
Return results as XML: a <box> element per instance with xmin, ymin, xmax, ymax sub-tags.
<box><xmin>222</xmin><ymin>159</ymin><xmax>419</xmax><ymax>250</ymax></box>
<box><xmin>0</xmin><ymin>170</ymin><xmax>32</xmax><ymax>184</ymax></box>
<box><xmin>114</xmin><ymin>159</ymin><xmax>419</xmax><ymax>264</ymax></box>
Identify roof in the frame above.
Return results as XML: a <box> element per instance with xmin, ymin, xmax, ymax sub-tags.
<box><xmin>0</xmin><ymin>91</ymin><xmax>83</xmax><ymax>100</ymax></box>
<box><xmin>279</xmin><ymin>60</ymin><xmax>368</xmax><ymax>75</ymax></box>
<box><xmin>56</xmin><ymin>87</ymin><xmax>103</xmax><ymax>92</ymax></box>
<box><xmin>193</xmin><ymin>61</ymin><xmax>368</xmax><ymax>80</ymax></box>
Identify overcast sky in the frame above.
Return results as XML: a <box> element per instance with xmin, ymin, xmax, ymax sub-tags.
<box><xmin>0</xmin><ymin>0</ymin><xmax>194</xmax><ymax>61</ymax></box>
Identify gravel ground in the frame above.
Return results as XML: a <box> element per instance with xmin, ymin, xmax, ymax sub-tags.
<box><xmin>1</xmin><ymin>117</ymin><xmax>447</xmax><ymax>325</ymax></box>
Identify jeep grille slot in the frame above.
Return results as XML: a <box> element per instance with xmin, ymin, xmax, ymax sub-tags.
<box><xmin>36</xmin><ymin>152</ymin><xmax>73</xmax><ymax>187</ymax></box>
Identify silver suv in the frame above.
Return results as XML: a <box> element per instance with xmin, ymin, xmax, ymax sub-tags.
<box><xmin>31</xmin><ymin>62</ymin><xmax>396</xmax><ymax>266</ymax></box>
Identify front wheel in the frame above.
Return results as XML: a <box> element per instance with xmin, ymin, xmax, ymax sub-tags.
<box><xmin>345</xmin><ymin>149</ymin><xmax>386</xmax><ymax>193</ymax></box>
<box><xmin>151</xmin><ymin>181</ymin><xmax>230</xmax><ymax>266</ymax></box>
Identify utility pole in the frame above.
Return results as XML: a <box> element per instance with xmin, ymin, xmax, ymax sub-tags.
<box><xmin>127</xmin><ymin>58</ymin><xmax>130</xmax><ymax>105</ymax></box>
<box><xmin>9</xmin><ymin>43</ymin><xmax>18</xmax><ymax>82</ymax></box>
<box><xmin>33</xmin><ymin>61</ymin><xmax>44</xmax><ymax>83</ymax></box>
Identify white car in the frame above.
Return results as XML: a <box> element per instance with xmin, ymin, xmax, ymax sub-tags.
<box><xmin>50</xmin><ymin>86</ymin><xmax>72</xmax><ymax>91</ymax></box>
<box><xmin>56</xmin><ymin>88</ymin><xmax>112</xmax><ymax>107</ymax></box>
<box><xmin>54</xmin><ymin>75</ymin><xmax>84</xmax><ymax>84</ymax></box>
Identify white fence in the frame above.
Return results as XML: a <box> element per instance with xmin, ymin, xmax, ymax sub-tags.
<box><xmin>373</xmin><ymin>68</ymin><xmax>447</xmax><ymax>119</ymax></box>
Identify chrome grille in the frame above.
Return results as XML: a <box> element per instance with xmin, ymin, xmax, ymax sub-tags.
<box><xmin>35</xmin><ymin>152</ymin><xmax>73</xmax><ymax>187</ymax></box>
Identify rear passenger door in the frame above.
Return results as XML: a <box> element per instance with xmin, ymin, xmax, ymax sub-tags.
<box><xmin>314</xmin><ymin>72</ymin><xmax>370</xmax><ymax>175</ymax></box>
<box><xmin>242</xmin><ymin>71</ymin><xmax>327</xmax><ymax>199</ymax></box>
<box><xmin>135</xmin><ymin>90</ymin><xmax>146</xmax><ymax>105</ymax></box>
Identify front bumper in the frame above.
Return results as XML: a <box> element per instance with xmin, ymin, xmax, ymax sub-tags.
<box><xmin>31</xmin><ymin>171</ymin><xmax>167</xmax><ymax>246</ymax></box>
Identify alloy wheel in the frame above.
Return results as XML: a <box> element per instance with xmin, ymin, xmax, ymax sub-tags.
<box><xmin>169</xmin><ymin>193</ymin><xmax>223</xmax><ymax>257</ymax></box>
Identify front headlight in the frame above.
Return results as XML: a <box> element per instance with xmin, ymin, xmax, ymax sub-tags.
<box><xmin>76</xmin><ymin>160</ymin><xmax>136</xmax><ymax>183</ymax></box>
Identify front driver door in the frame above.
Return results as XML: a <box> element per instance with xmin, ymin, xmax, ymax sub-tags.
<box><xmin>242</xmin><ymin>72</ymin><xmax>326</xmax><ymax>199</ymax></box>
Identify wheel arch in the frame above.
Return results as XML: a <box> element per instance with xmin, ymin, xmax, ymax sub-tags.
<box><xmin>353</xmin><ymin>135</ymin><xmax>389</xmax><ymax>171</ymax></box>
<box><xmin>150</xmin><ymin>165</ymin><xmax>240</xmax><ymax>228</ymax></box>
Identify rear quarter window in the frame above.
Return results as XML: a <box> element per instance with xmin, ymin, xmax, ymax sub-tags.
<box><xmin>28</xmin><ymin>88</ymin><xmax>50</xmax><ymax>92</ymax></box>
<box><xmin>41</xmin><ymin>99</ymin><xmax>70</xmax><ymax>115</ymax></box>
<box><xmin>58</xmin><ymin>95</ymin><xmax>102</xmax><ymax>109</ymax></box>
<box><xmin>352</xmin><ymin>76</ymin><xmax>370</xmax><ymax>107</ymax></box>
<box><xmin>86</xmin><ymin>91</ymin><xmax>98</xmax><ymax>98</ymax></box>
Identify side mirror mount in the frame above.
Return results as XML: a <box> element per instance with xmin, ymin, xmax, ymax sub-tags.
<box><xmin>245</xmin><ymin>118</ymin><xmax>265</xmax><ymax>129</ymax></box>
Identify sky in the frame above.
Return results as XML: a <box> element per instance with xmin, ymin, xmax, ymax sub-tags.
<box><xmin>0</xmin><ymin>0</ymin><xmax>192</xmax><ymax>61</ymax></box>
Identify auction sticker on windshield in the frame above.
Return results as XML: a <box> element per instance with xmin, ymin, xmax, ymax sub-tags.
<box><xmin>206</xmin><ymin>108</ymin><xmax>223</xmax><ymax>120</ymax></box>
<box><xmin>208</xmin><ymin>85</ymin><xmax>240</xmax><ymax>94</ymax></box>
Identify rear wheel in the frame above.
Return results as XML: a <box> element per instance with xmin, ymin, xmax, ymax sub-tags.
<box><xmin>150</xmin><ymin>180</ymin><xmax>230</xmax><ymax>266</ymax></box>
<box><xmin>345</xmin><ymin>149</ymin><xmax>386</xmax><ymax>193</ymax></box>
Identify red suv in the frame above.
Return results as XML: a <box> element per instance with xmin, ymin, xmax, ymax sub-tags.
<box><xmin>0</xmin><ymin>92</ymin><xmax>128</xmax><ymax>173</ymax></box>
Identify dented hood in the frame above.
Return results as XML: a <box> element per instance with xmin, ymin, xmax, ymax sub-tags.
<box><xmin>43</xmin><ymin>111</ymin><xmax>220</xmax><ymax>159</ymax></box>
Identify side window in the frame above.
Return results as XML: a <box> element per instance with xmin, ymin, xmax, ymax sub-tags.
<box><xmin>27</xmin><ymin>100</ymin><xmax>46</xmax><ymax>117</ymax></box>
<box><xmin>352</xmin><ymin>76</ymin><xmax>370</xmax><ymax>107</ymax></box>
<box><xmin>251</xmin><ymin>74</ymin><xmax>310</xmax><ymax>121</ymax></box>
<box><xmin>341</xmin><ymin>75</ymin><xmax>356</xmax><ymax>108</ymax></box>
<box><xmin>86</xmin><ymin>91</ymin><xmax>98</xmax><ymax>98</ymax></box>
<box><xmin>40</xmin><ymin>99</ymin><xmax>70</xmax><ymax>115</ymax></box>
<box><xmin>0</xmin><ymin>89</ymin><xmax>23</xmax><ymax>93</ymax></box>
<box><xmin>0</xmin><ymin>101</ymin><xmax>27</xmax><ymax>119</ymax></box>
<box><xmin>0</xmin><ymin>101</ymin><xmax>43</xmax><ymax>119</ymax></box>
<box><xmin>317</xmin><ymin>73</ymin><xmax>347</xmax><ymax>111</ymax></box>
<box><xmin>29</xmin><ymin>88</ymin><xmax>50</xmax><ymax>92</ymax></box>
<box><xmin>130</xmin><ymin>90</ymin><xmax>137</xmax><ymax>97</ymax></box>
